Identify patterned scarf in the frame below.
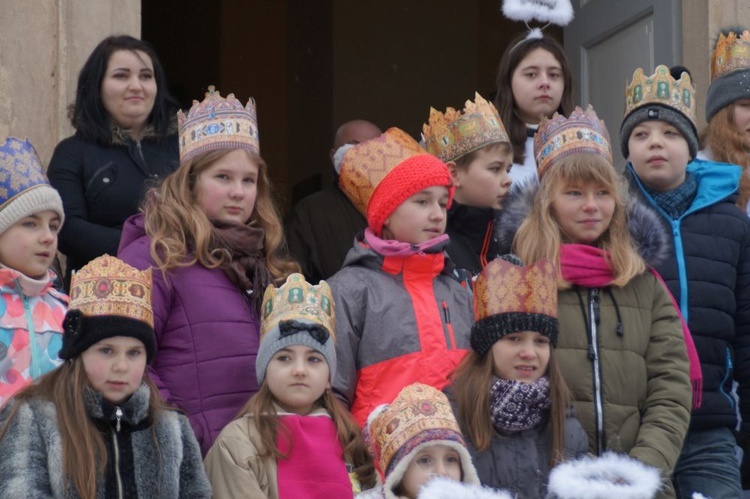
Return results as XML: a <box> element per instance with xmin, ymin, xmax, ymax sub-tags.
<box><xmin>489</xmin><ymin>376</ymin><xmax>551</xmax><ymax>434</ymax></box>
<box><xmin>645</xmin><ymin>172</ymin><xmax>698</xmax><ymax>219</ymax></box>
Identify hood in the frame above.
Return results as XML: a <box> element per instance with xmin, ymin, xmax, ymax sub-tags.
<box><xmin>118</xmin><ymin>213</ymin><xmax>148</xmax><ymax>254</ymax></box>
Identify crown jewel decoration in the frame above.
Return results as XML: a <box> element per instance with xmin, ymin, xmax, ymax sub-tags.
<box><xmin>624</xmin><ymin>65</ymin><xmax>696</xmax><ymax>126</ymax></box>
<box><xmin>422</xmin><ymin>93</ymin><xmax>509</xmax><ymax>163</ymax></box>
<box><xmin>534</xmin><ymin>106</ymin><xmax>612</xmax><ymax>177</ymax></box>
<box><xmin>0</xmin><ymin>137</ymin><xmax>50</xmax><ymax>206</ymax></box>
<box><xmin>260</xmin><ymin>273</ymin><xmax>335</xmax><ymax>341</ymax></box>
<box><xmin>69</xmin><ymin>255</ymin><xmax>153</xmax><ymax>327</ymax></box>
<box><xmin>177</xmin><ymin>85</ymin><xmax>259</xmax><ymax>163</ymax></box>
<box><xmin>711</xmin><ymin>30</ymin><xmax>750</xmax><ymax>81</ymax></box>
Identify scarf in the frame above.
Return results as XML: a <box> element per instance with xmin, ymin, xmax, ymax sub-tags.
<box><xmin>363</xmin><ymin>227</ymin><xmax>450</xmax><ymax>257</ymax></box>
<box><xmin>559</xmin><ymin>243</ymin><xmax>703</xmax><ymax>408</ymax></box>
<box><xmin>211</xmin><ymin>220</ymin><xmax>273</xmax><ymax>311</ymax></box>
<box><xmin>489</xmin><ymin>376</ymin><xmax>551</xmax><ymax>434</ymax></box>
<box><xmin>645</xmin><ymin>172</ymin><xmax>698</xmax><ymax>219</ymax></box>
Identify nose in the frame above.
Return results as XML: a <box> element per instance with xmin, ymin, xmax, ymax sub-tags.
<box><xmin>39</xmin><ymin>226</ymin><xmax>55</xmax><ymax>244</ymax></box>
<box><xmin>113</xmin><ymin>354</ymin><xmax>128</xmax><ymax>372</ymax></box>
<box><xmin>229</xmin><ymin>180</ymin><xmax>246</xmax><ymax>199</ymax></box>
<box><xmin>648</xmin><ymin>131</ymin><xmax>664</xmax><ymax>148</ymax></box>
<box><xmin>128</xmin><ymin>74</ymin><xmax>144</xmax><ymax>91</ymax></box>
<box><xmin>429</xmin><ymin>201</ymin><xmax>446</xmax><ymax>221</ymax></box>
<box><xmin>501</xmin><ymin>174</ymin><xmax>512</xmax><ymax>188</ymax></box>
<box><xmin>292</xmin><ymin>358</ymin><xmax>306</xmax><ymax>376</ymax></box>
<box><xmin>538</xmin><ymin>72</ymin><xmax>551</xmax><ymax>88</ymax></box>
<box><xmin>434</xmin><ymin>460</ymin><xmax>450</xmax><ymax>477</ymax></box>
<box><xmin>518</xmin><ymin>342</ymin><xmax>535</xmax><ymax>359</ymax></box>
<box><xmin>582</xmin><ymin>193</ymin><xmax>598</xmax><ymax>212</ymax></box>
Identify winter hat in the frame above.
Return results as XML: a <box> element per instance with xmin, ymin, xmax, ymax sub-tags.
<box><xmin>338</xmin><ymin>128</ymin><xmax>454</xmax><ymax>236</ymax></box>
<box><xmin>620</xmin><ymin>65</ymin><xmax>698</xmax><ymax>160</ymax></box>
<box><xmin>365</xmin><ymin>383</ymin><xmax>481</xmax><ymax>492</ymax></box>
<box><xmin>256</xmin><ymin>273</ymin><xmax>336</xmax><ymax>384</ymax></box>
<box><xmin>0</xmin><ymin>137</ymin><xmax>64</xmax><ymax>235</ymax></box>
<box><xmin>471</xmin><ymin>256</ymin><xmax>558</xmax><ymax>354</ymax></box>
<box><xmin>60</xmin><ymin>255</ymin><xmax>155</xmax><ymax>363</ymax></box>
<box><xmin>706</xmin><ymin>29</ymin><xmax>750</xmax><ymax>122</ymax></box>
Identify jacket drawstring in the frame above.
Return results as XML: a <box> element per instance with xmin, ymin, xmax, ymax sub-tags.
<box><xmin>605</xmin><ymin>288</ymin><xmax>624</xmax><ymax>337</ymax></box>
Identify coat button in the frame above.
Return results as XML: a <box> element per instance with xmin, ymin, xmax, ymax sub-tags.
<box><xmin>102</xmin><ymin>177</ymin><xmax>111</xmax><ymax>183</ymax></box>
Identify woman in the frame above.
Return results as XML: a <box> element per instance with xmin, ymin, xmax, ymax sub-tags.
<box><xmin>48</xmin><ymin>35</ymin><xmax>180</xmax><ymax>289</ymax></box>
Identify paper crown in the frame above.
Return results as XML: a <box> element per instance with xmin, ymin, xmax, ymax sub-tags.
<box><xmin>177</xmin><ymin>85</ymin><xmax>259</xmax><ymax>163</ymax></box>
<box><xmin>711</xmin><ymin>29</ymin><xmax>750</xmax><ymax>81</ymax></box>
<box><xmin>422</xmin><ymin>93</ymin><xmax>509</xmax><ymax>163</ymax></box>
<box><xmin>68</xmin><ymin>255</ymin><xmax>153</xmax><ymax>328</ymax></box>
<box><xmin>260</xmin><ymin>273</ymin><xmax>335</xmax><ymax>341</ymax></box>
<box><xmin>0</xmin><ymin>137</ymin><xmax>49</xmax><ymax>202</ymax></box>
<box><xmin>534</xmin><ymin>106</ymin><xmax>612</xmax><ymax>177</ymax></box>
<box><xmin>623</xmin><ymin>65</ymin><xmax>696</xmax><ymax>125</ymax></box>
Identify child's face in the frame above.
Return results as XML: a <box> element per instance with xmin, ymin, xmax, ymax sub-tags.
<box><xmin>551</xmin><ymin>180</ymin><xmax>615</xmax><ymax>245</ymax></box>
<box><xmin>195</xmin><ymin>149</ymin><xmax>259</xmax><ymax>225</ymax></box>
<box><xmin>733</xmin><ymin>99</ymin><xmax>750</xmax><ymax>147</ymax></box>
<box><xmin>627</xmin><ymin>120</ymin><xmax>690</xmax><ymax>192</ymax></box>
<box><xmin>491</xmin><ymin>331</ymin><xmax>550</xmax><ymax>383</ymax></box>
<box><xmin>453</xmin><ymin>146</ymin><xmax>513</xmax><ymax>209</ymax></box>
<box><xmin>511</xmin><ymin>47</ymin><xmax>564</xmax><ymax>124</ymax></box>
<box><xmin>382</xmin><ymin>186</ymin><xmax>449</xmax><ymax>244</ymax></box>
<box><xmin>0</xmin><ymin>210</ymin><xmax>60</xmax><ymax>279</ymax></box>
<box><xmin>265</xmin><ymin>344</ymin><xmax>330</xmax><ymax>415</ymax></box>
<box><xmin>81</xmin><ymin>336</ymin><xmax>147</xmax><ymax>404</ymax></box>
<box><xmin>400</xmin><ymin>444</ymin><xmax>462</xmax><ymax>498</ymax></box>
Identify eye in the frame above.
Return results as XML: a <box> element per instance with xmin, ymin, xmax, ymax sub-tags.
<box><xmin>415</xmin><ymin>199</ymin><xmax>428</xmax><ymax>206</ymax></box>
<box><xmin>633</xmin><ymin>131</ymin><xmax>647</xmax><ymax>139</ymax></box>
<box><xmin>549</xmin><ymin>72</ymin><xmax>561</xmax><ymax>79</ymax></box>
<box><xmin>446</xmin><ymin>455</ymin><xmax>460</xmax><ymax>464</ymax></box>
<box><xmin>139</xmin><ymin>72</ymin><xmax>154</xmax><ymax>80</ymax></box>
<box><xmin>416</xmin><ymin>456</ymin><xmax>432</xmax><ymax>465</ymax></box>
<box><xmin>98</xmin><ymin>347</ymin><xmax>113</xmax><ymax>355</ymax></box>
<box><xmin>21</xmin><ymin>220</ymin><xmax>37</xmax><ymax>229</ymax></box>
<box><xmin>565</xmin><ymin>190</ymin><xmax>582</xmax><ymax>196</ymax></box>
<box><xmin>535</xmin><ymin>337</ymin><xmax>550</xmax><ymax>345</ymax></box>
<box><xmin>488</xmin><ymin>167</ymin><xmax>501</xmax><ymax>174</ymax></box>
<box><xmin>439</xmin><ymin>200</ymin><xmax>449</xmax><ymax>209</ymax></box>
<box><xmin>596</xmin><ymin>189</ymin><xmax>610</xmax><ymax>196</ymax></box>
<box><xmin>525</xmin><ymin>71</ymin><xmax>537</xmax><ymax>78</ymax></box>
<box><xmin>243</xmin><ymin>176</ymin><xmax>257</xmax><ymax>185</ymax></box>
<box><xmin>50</xmin><ymin>223</ymin><xmax>61</xmax><ymax>233</ymax></box>
<box><xmin>112</xmin><ymin>72</ymin><xmax>128</xmax><ymax>79</ymax></box>
<box><xmin>503</xmin><ymin>334</ymin><xmax>520</xmax><ymax>342</ymax></box>
<box><xmin>128</xmin><ymin>349</ymin><xmax>143</xmax><ymax>357</ymax></box>
<box><xmin>308</xmin><ymin>355</ymin><xmax>323</xmax><ymax>363</ymax></box>
<box><xmin>215</xmin><ymin>174</ymin><xmax>230</xmax><ymax>180</ymax></box>
<box><xmin>274</xmin><ymin>354</ymin><xmax>291</xmax><ymax>362</ymax></box>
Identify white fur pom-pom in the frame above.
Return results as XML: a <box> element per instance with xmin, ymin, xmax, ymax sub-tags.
<box><xmin>502</xmin><ymin>0</ymin><xmax>574</xmax><ymax>27</ymax></box>
<box><xmin>547</xmin><ymin>452</ymin><xmax>662</xmax><ymax>499</ymax></box>
<box><xmin>691</xmin><ymin>494</ymin><xmax>709</xmax><ymax>499</ymax></box>
<box><xmin>417</xmin><ymin>476</ymin><xmax>513</xmax><ymax>499</ymax></box>
<box><xmin>333</xmin><ymin>143</ymin><xmax>355</xmax><ymax>175</ymax></box>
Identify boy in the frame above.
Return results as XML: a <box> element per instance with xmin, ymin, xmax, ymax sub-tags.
<box><xmin>0</xmin><ymin>137</ymin><xmax>67</xmax><ymax>406</ymax></box>
<box><xmin>621</xmin><ymin>65</ymin><xmax>750</xmax><ymax>498</ymax></box>
<box><xmin>422</xmin><ymin>93</ymin><xmax>513</xmax><ymax>276</ymax></box>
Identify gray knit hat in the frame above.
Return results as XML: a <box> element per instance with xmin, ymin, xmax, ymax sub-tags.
<box><xmin>620</xmin><ymin>104</ymin><xmax>699</xmax><ymax>161</ymax></box>
<box><xmin>706</xmin><ymin>29</ymin><xmax>750</xmax><ymax>122</ymax></box>
<box><xmin>255</xmin><ymin>323</ymin><xmax>337</xmax><ymax>384</ymax></box>
<box><xmin>0</xmin><ymin>137</ymin><xmax>64</xmax><ymax>234</ymax></box>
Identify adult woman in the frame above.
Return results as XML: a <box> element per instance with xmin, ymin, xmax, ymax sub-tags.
<box><xmin>47</xmin><ymin>35</ymin><xmax>180</xmax><ymax>288</ymax></box>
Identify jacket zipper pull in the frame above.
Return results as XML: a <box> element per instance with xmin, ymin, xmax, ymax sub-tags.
<box><xmin>587</xmin><ymin>345</ymin><xmax>597</xmax><ymax>361</ymax></box>
<box><xmin>441</xmin><ymin>300</ymin><xmax>451</xmax><ymax>323</ymax></box>
<box><xmin>115</xmin><ymin>406</ymin><xmax>123</xmax><ymax>433</ymax></box>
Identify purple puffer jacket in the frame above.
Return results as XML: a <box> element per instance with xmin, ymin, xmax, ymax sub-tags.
<box><xmin>118</xmin><ymin>214</ymin><xmax>260</xmax><ymax>456</ymax></box>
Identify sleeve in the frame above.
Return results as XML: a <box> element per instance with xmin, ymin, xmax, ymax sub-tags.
<box><xmin>564</xmin><ymin>415</ymin><xmax>590</xmax><ymax>459</ymax></box>
<box><xmin>329</xmin><ymin>272</ymin><xmax>364</xmax><ymax>408</ymax></box>
<box><xmin>733</xmin><ymin>222</ymin><xmax>750</xmax><ymax>435</ymax></box>
<box><xmin>176</xmin><ymin>415</ymin><xmax>212</xmax><ymax>498</ymax></box>
<box><xmin>0</xmin><ymin>402</ymin><xmax>55</xmax><ymax>498</ymax></box>
<box><xmin>203</xmin><ymin>421</ymin><xmax>270</xmax><ymax>499</ymax></box>
<box><xmin>628</xmin><ymin>276</ymin><xmax>691</xmax><ymax>475</ymax></box>
<box><xmin>47</xmin><ymin>139</ymin><xmax>121</xmax><ymax>262</ymax></box>
<box><xmin>285</xmin><ymin>203</ymin><xmax>319</xmax><ymax>282</ymax></box>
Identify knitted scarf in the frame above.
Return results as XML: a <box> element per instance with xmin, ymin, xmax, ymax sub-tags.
<box><xmin>489</xmin><ymin>376</ymin><xmax>551</xmax><ymax>434</ymax></box>
<box><xmin>645</xmin><ymin>172</ymin><xmax>698</xmax><ymax>219</ymax></box>
<box><xmin>559</xmin><ymin>243</ymin><xmax>703</xmax><ymax>408</ymax></box>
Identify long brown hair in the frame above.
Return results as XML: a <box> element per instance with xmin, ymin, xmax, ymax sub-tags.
<box><xmin>494</xmin><ymin>33</ymin><xmax>575</xmax><ymax>165</ymax></box>
<box><xmin>702</xmin><ymin>103</ymin><xmax>750</xmax><ymax>209</ymax></box>
<box><xmin>450</xmin><ymin>347</ymin><xmax>571</xmax><ymax>466</ymax></box>
<box><xmin>513</xmin><ymin>153</ymin><xmax>645</xmax><ymax>287</ymax></box>
<box><xmin>143</xmin><ymin>148</ymin><xmax>299</xmax><ymax>282</ymax></box>
<box><xmin>237</xmin><ymin>382</ymin><xmax>376</xmax><ymax>489</ymax></box>
<box><xmin>0</xmin><ymin>359</ymin><xmax>164</xmax><ymax>498</ymax></box>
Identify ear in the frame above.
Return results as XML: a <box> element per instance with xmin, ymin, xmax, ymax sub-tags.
<box><xmin>447</xmin><ymin>161</ymin><xmax>461</xmax><ymax>187</ymax></box>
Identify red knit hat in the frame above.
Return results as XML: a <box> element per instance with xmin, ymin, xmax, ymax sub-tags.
<box><xmin>338</xmin><ymin>128</ymin><xmax>454</xmax><ymax>236</ymax></box>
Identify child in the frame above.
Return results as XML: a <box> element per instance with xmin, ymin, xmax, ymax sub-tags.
<box><xmin>0</xmin><ymin>255</ymin><xmax>211</xmax><ymax>497</ymax></box>
<box><xmin>622</xmin><ymin>65</ymin><xmax>750</xmax><ymax>498</ymax></box>
<box><xmin>0</xmin><ymin>137</ymin><xmax>67</xmax><ymax>406</ymax></box>
<box><xmin>449</xmin><ymin>256</ymin><xmax>588</xmax><ymax>496</ymax></box>
<box><xmin>329</xmin><ymin>128</ymin><xmax>473</xmax><ymax>426</ymax></box>
<box><xmin>118</xmin><ymin>86</ymin><xmax>299</xmax><ymax>455</ymax></box>
<box><xmin>700</xmin><ymin>28</ymin><xmax>750</xmax><ymax>214</ymax></box>
<box><xmin>204</xmin><ymin>273</ymin><xmax>375</xmax><ymax>498</ymax></box>
<box><xmin>422</xmin><ymin>93</ymin><xmax>513</xmax><ymax>276</ymax></box>
<box><xmin>497</xmin><ymin>106</ymin><xmax>692</xmax><ymax>497</ymax></box>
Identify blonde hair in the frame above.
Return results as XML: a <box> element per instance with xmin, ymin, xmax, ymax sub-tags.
<box><xmin>513</xmin><ymin>153</ymin><xmax>645</xmax><ymax>287</ymax></box>
<box><xmin>142</xmin><ymin>148</ymin><xmax>298</xmax><ymax>282</ymax></box>
<box><xmin>702</xmin><ymin>103</ymin><xmax>750</xmax><ymax>209</ymax></box>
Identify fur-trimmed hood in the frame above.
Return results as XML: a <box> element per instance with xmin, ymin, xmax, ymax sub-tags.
<box><xmin>492</xmin><ymin>179</ymin><xmax>671</xmax><ymax>268</ymax></box>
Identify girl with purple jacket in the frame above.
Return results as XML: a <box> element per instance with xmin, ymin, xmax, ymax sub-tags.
<box><xmin>118</xmin><ymin>86</ymin><xmax>298</xmax><ymax>455</ymax></box>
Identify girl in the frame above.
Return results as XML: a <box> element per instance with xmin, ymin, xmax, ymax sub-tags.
<box><xmin>699</xmin><ymin>28</ymin><xmax>750</xmax><ymax>214</ymax></box>
<box><xmin>493</xmin><ymin>32</ymin><xmax>575</xmax><ymax>186</ymax></box>
<box><xmin>0</xmin><ymin>255</ymin><xmax>211</xmax><ymax>498</ymax></box>
<box><xmin>204</xmin><ymin>273</ymin><xmax>375</xmax><ymax>498</ymax></box>
<box><xmin>118</xmin><ymin>87</ymin><xmax>299</xmax><ymax>455</ymax></box>
<box><xmin>328</xmin><ymin>127</ymin><xmax>473</xmax><ymax>426</ymax></box>
<box><xmin>449</xmin><ymin>256</ymin><xmax>588</xmax><ymax>497</ymax></box>
<box><xmin>495</xmin><ymin>107</ymin><xmax>692</xmax><ymax>497</ymax></box>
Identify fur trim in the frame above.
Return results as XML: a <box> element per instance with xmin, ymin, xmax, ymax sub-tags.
<box><xmin>334</xmin><ymin>144</ymin><xmax>355</xmax><ymax>175</ymax></box>
<box><xmin>546</xmin><ymin>452</ymin><xmax>662</xmax><ymax>499</ymax></box>
<box><xmin>502</xmin><ymin>0</ymin><xmax>574</xmax><ymax>26</ymax></box>
<box><xmin>417</xmin><ymin>476</ymin><xmax>514</xmax><ymax>499</ymax></box>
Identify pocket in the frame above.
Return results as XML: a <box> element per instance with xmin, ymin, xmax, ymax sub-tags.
<box><xmin>85</xmin><ymin>162</ymin><xmax>118</xmax><ymax>201</ymax></box>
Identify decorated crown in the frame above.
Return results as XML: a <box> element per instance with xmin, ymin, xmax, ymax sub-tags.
<box><xmin>624</xmin><ymin>65</ymin><xmax>696</xmax><ymax>125</ymax></box>
<box><xmin>177</xmin><ymin>85</ymin><xmax>259</xmax><ymax>163</ymax></box>
<box><xmin>69</xmin><ymin>255</ymin><xmax>153</xmax><ymax>327</ymax></box>
<box><xmin>260</xmin><ymin>273</ymin><xmax>335</xmax><ymax>341</ymax></box>
<box><xmin>711</xmin><ymin>29</ymin><xmax>750</xmax><ymax>81</ymax></box>
<box><xmin>534</xmin><ymin>106</ymin><xmax>612</xmax><ymax>177</ymax></box>
<box><xmin>0</xmin><ymin>137</ymin><xmax>53</xmax><ymax>206</ymax></box>
<box><xmin>422</xmin><ymin>93</ymin><xmax>509</xmax><ymax>163</ymax></box>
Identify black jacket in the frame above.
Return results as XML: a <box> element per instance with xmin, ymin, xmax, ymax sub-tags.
<box><xmin>446</xmin><ymin>202</ymin><xmax>497</xmax><ymax>276</ymax></box>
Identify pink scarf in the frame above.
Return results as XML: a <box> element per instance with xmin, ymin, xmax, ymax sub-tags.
<box><xmin>363</xmin><ymin>227</ymin><xmax>449</xmax><ymax>257</ymax></box>
<box><xmin>560</xmin><ymin>244</ymin><xmax>702</xmax><ymax>409</ymax></box>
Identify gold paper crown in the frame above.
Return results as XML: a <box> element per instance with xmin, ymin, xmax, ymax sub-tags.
<box><xmin>624</xmin><ymin>65</ymin><xmax>696</xmax><ymax>125</ymax></box>
<box><xmin>260</xmin><ymin>273</ymin><xmax>335</xmax><ymax>341</ymax></box>
<box><xmin>422</xmin><ymin>92</ymin><xmax>510</xmax><ymax>163</ymax></box>
<box><xmin>338</xmin><ymin>127</ymin><xmax>426</xmax><ymax>216</ymax></box>
<box><xmin>711</xmin><ymin>30</ymin><xmax>750</xmax><ymax>81</ymax></box>
<box><xmin>474</xmin><ymin>258</ymin><xmax>557</xmax><ymax>322</ymax></box>
<box><xmin>69</xmin><ymin>255</ymin><xmax>153</xmax><ymax>328</ymax></box>
<box><xmin>534</xmin><ymin>106</ymin><xmax>612</xmax><ymax>177</ymax></box>
<box><xmin>177</xmin><ymin>85</ymin><xmax>259</xmax><ymax>163</ymax></box>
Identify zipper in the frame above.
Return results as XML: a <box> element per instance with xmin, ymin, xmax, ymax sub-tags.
<box><xmin>719</xmin><ymin>347</ymin><xmax>735</xmax><ymax>407</ymax></box>
<box><xmin>588</xmin><ymin>289</ymin><xmax>605</xmax><ymax>455</ymax></box>
<box><xmin>441</xmin><ymin>300</ymin><xmax>457</xmax><ymax>349</ymax></box>
<box><xmin>111</xmin><ymin>406</ymin><xmax>124</xmax><ymax>499</ymax></box>
<box><xmin>22</xmin><ymin>295</ymin><xmax>42</xmax><ymax>379</ymax></box>
<box><xmin>136</xmin><ymin>139</ymin><xmax>145</xmax><ymax>162</ymax></box>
